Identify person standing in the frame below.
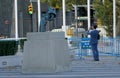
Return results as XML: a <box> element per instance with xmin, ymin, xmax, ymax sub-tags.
<box><xmin>87</xmin><ymin>25</ymin><xmax>100</xmax><ymax>61</ymax></box>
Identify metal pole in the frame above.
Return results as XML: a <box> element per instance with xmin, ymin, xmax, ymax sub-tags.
<box><xmin>113</xmin><ymin>0</ymin><xmax>116</xmax><ymax>38</ymax></box>
<box><xmin>113</xmin><ymin>0</ymin><xmax>116</xmax><ymax>54</ymax></box>
<box><xmin>14</xmin><ymin>0</ymin><xmax>22</xmax><ymax>54</ymax></box>
<box><xmin>14</xmin><ymin>0</ymin><xmax>18</xmax><ymax>39</ymax></box>
<box><xmin>38</xmin><ymin>0</ymin><xmax>41</xmax><ymax>32</ymax></box>
<box><xmin>87</xmin><ymin>0</ymin><xmax>90</xmax><ymax>30</ymax></box>
<box><xmin>74</xmin><ymin>5</ymin><xmax>78</xmax><ymax>37</ymax></box>
<box><xmin>102</xmin><ymin>0</ymin><xmax>105</xmax><ymax>4</ymax></box>
<box><xmin>74</xmin><ymin>5</ymin><xmax>80</xmax><ymax>58</ymax></box>
<box><xmin>62</xmin><ymin>0</ymin><xmax>66</xmax><ymax>37</ymax></box>
<box><xmin>75</xmin><ymin>5</ymin><xmax>77</xmax><ymax>21</ymax></box>
<box><xmin>30</xmin><ymin>14</ymin><xmax>33</xmax><ymax>32</ymax></box>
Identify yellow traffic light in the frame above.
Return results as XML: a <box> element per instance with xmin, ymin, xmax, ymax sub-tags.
<box><xmin>28</xmin><ymin>3</ymin><xmax>33</xmax><ymax>14</ymax></box>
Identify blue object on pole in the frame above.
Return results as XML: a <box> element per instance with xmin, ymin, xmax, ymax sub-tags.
<box><xmin>47</xmin><ymin>7</ymin><xmax>56</xmax><ymax>21</ymax></box>
<box><xmin>40</xmin><ymin>7</ymin><xmax>56</xmax><ymax>32</ymax></box>
<box><xmin>81</xmin><ymin>38</ymin><xmax>91</xmax><ymax>49</ymax></box>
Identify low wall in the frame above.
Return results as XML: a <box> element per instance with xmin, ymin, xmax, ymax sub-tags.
<box><xmin>0</xmin><ymin>55</ymin><xmax>22</xmax><ymax>68</ymax></box>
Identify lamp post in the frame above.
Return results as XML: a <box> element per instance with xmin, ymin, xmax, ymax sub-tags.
<box><xmin>62</xmin><ymin>0</ymin><xmax>67</xmax><ymax>37</ymax></box>
<box><xmin>14</xmin><ymin>0</ymin><xmax>18</xmax><ymax>39</ymax></box>
<box><xmin>113</xmin><ymin>0</ymin><xmax>116</xmax><ymax>54</ymax></box>
<box><xmin>37</xmin><ymin>0</ymin><xmax>41</xmax><ymax>32</ymax></box>
<box><xmin>113</xmin><ymin>0</ymin><xmax>116</xmax><ymax>38</ymax></box>
<box><xmin>87</xmin><ymin>0</ymin><xmax>90</xmax><ymax>30</ymax></box>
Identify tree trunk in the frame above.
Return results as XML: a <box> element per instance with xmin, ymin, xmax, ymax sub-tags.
<box><xmin>117</xmin><ymin>16</ymin><xmax>120</xmax><ymax>36</ymax></box>
<box><xmin>116</xmin><ymin>0</ymin><xmax>120</xmax><ymax>36</ymax></box>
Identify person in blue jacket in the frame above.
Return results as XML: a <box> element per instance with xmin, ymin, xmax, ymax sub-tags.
<box><xmin>87</xmin><ymin>24</ymin><xmax>101</xmax><ymax>61</ymax></box>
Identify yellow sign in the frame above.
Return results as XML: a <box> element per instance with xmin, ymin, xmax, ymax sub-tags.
<box><xmin>66</xmin><ymin>29</ymin><xmax>74</xmax><ymax>36</ymax></box>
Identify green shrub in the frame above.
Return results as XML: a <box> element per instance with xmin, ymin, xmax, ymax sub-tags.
<box><xmin>20</xmin><ymin>38</ymin><xmax>27</xmax><ymax>50</ymax></box>
<box><xmin>0</xmin><ymin>38</ymin><xmax>27</xmax><ymax>56</ymax></box>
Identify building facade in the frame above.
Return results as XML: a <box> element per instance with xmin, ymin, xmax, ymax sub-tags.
<box><xmin>0</xmin><ymin>0</ymin><xmax>74</xmax><ymax>38</ymax></box>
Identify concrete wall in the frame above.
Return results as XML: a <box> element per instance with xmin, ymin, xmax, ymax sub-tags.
<box><xmin>22</xmin><ymin>32</ymin><xmax>71</xmax><ymax>73</ymax></box>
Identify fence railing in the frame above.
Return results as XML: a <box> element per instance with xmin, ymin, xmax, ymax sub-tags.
<box><xmin>98</xmin><ymin>38</ymin><xmax>120</xmax><ymax>56</ymax></box>
<box><xmin>0</xmin><ymin>37</ymin><xmax>120</xmax><ymax>57</ymax></box>
<box><xmin>68</xmin><ymin>37</ymin><xmax>120</xmax><ymax>58</ymax></box>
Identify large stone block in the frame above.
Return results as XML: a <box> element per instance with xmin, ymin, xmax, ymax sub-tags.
<box><xmin>22</xmin><ymin>32</ymin><xmax>71</xmax><ymax>73</ymax></box>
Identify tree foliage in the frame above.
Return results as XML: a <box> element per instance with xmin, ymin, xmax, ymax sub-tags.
<box><xmin>41</xmin><ymin>0</ymin><xmax>87</xmax><ymax>10</ymax></box>
<box><xmin>41</xmin><ymin>0</ymin><xmax>120</xmax><ymax>37</ymax></box>
<box><xmin>66</xmin><ymin>0</ymin><xmax>87</xmax><ymax>10</ymax></box>
<box><xmin>93</xmin><ymin>0</ymin><xmax>113</xmax><ymax>37</ymax></box>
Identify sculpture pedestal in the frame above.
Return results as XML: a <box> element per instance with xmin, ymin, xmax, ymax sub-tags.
<box><xmin>22</xmin><ymin>32</ymin><xmax>71</xmax><ymax>73</ymax></box>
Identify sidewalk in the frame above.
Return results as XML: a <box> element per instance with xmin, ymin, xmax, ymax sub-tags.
<box><xmin>0</xmin><ymin>56</ymin><xmax>120</xmax><ymax>78</ymax></box>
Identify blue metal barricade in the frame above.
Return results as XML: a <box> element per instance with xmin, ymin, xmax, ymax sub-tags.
<box><xmin>68</xmin><ymin>37</ymin><xmax>120</xmax><ymax>59</ymax></box>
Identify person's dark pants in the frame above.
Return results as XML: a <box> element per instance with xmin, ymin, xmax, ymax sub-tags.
<box><xmin>91</xmin><ymin>43</ymin><xmax>99</xmax><ymax>61</ymax></box>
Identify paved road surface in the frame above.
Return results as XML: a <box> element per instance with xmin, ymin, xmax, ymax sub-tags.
<box><xmin>0</xmin><ymin>56</ymin><xmax>120</xmax><ymax>78</ymax></box>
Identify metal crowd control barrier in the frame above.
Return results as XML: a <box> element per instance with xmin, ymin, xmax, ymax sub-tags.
<box><xmin>68</xmin><ymin>37</ymin><xmax>91</xmax><ymax>59</ymax></box>
<box><xmin>68</xmin><ymin>37</ymin><xmax>120</xmax><ymax>59</ymax></box>
<box><xmin>80</xmin><ymin>38</ymin><xmax>91</xmax><ymax>59</ymax></box>
<box><xmin>68</xmin><ymin>37</ymin><xmax>81</xmax><ymax>59</ymax></box>
<box><xmin>98</xmin><ymin>38</ymin><xmax>120</xmax><ymax>56</ymax></box>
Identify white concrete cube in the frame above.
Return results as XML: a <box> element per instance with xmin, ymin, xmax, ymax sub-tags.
<box><xmin>22</xmin><ymin>32</ymin><xmax>71</xmax><ymax>73</ymax></box>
